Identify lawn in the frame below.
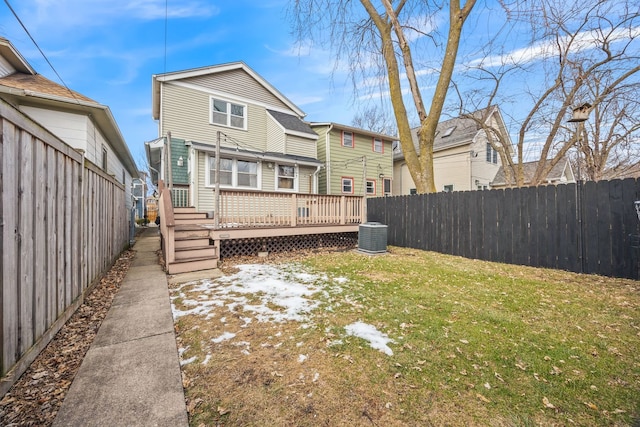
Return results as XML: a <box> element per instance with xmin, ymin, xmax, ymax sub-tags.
<box><xmin>169</xmin><ymin>247</ymin><xmax>640</xmax><ymax>426</ymax></box>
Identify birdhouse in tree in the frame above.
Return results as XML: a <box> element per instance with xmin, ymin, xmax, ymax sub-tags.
<box><xmin>568</xmin><ymin>102</ymin><xmax>592</xmax><ymax>122</ymax></box>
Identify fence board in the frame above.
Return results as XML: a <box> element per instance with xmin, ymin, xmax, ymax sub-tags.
<box><xmin>2</xmin><ymin>119</ymin><xmax>19</xmax><ymax>371</ymax></box>
<box><xmin>367</xmin><ymin>178</ymin><xmax>640</xmax><ymax>279</ymax></box>
<box><xmin>1</xmin><ymin>99</ymin><xmax>132</xmax><ymax>395</ymax></box>
<box><xmin>34</xmin><ymin>138</ymin><xmax>47</xmax><ymax>341</ymax></box>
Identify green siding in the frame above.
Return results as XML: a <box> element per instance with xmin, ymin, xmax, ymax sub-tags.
<box><xmin>321</xmin><ymin>127</ymin><xmax>394</xmax><ymax>196</ymax></box>
<box><xmin>170</xmin><ymin>138</ymin><xmax>189</xmax><ymax>185</ymax></box>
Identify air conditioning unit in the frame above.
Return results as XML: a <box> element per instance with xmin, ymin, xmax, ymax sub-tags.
<box><xmin>358</xmin><ymin>222</ymin><xmax>388</xmax><ymax>254</ymax></box>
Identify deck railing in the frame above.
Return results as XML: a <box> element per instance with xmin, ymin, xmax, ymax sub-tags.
<box><xmin>171</xmin><ymin>186</ymin><xmax>190</xmax><ymax>208</ymax></box>
<box><xmin>217</xmin><ymin>190</ymin><xmax>365</xmax><ymax>229</ymax></box>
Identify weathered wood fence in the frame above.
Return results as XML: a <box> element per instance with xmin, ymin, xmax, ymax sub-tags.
<box><xmin>368</xmin><ymin>178</ymin><xmax>640</xmax><ymax>279</ymax></box>
<box><xmin>1</xmin><ymin>99</ymin><xmax>130</xmax><ymax>396</ymax></box>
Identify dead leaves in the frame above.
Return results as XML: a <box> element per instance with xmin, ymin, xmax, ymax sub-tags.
<box><xmin>542</xmin><ymin>396</ymin><xmax>556</xmax><ymax>410</ymax></box>
<box><xmin>0</xmin><ymin>250</ymin><xmax>134</xmax><ymax>427</ymax></box>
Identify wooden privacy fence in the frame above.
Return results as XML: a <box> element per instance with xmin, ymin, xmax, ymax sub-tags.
<box><xmin>0</xmin><ymin>99</ymin><xmax>130</xmax><ymax>396</ymax></box>
<box><xmin>367</xmin><ymin>178</ymin><xmax>640</xmax><ymax>279</ymax></box>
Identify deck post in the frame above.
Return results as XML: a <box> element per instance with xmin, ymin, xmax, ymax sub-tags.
<box><xmin>340</xmin><ymin>196</ymin><xmax>346</xmax><ymax>225</ymax></box>
<box><xmin>291</xmin><ymin>193</ymin><xmax>297</xmax><ymax>227</ymax></box>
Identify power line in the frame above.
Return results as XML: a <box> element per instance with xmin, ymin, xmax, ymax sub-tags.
<box><xmin>3</xmin><ymin>0</ymin><xmax>80</xmax><ymax>104</ymax></box>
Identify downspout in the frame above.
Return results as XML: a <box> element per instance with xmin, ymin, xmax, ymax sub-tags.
<box><xmin>313</xmin><ymin>165</ymin><xmax>322</xmax><ymax>194</ymax></box>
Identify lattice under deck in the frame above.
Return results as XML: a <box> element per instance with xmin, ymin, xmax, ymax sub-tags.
<box><xmin>219</xmin><ymin>232</ymin><xmax>358</xmax><ymax>259</ymax></box>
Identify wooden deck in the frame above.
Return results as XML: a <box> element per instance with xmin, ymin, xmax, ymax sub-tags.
<box><xmin>158</xmin><ymin>187</ymin><xmax>365</xmax><ymax>273</ymax></box>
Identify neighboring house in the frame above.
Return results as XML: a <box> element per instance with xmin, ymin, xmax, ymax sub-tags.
<box><xmin>491</xmin><ymin>159</ymin><xmax>576</xmax><ymax>188</ymax></box>
<box><xmin>393</xmin><ymin>106</ymin><xmax>512</xmax><ymax>194</ymax></box>
<box><xmin>0</xmin><ymin>38</ymin><xmax>139</xmax><ymax>203</ymax></box>
<box><xmin>145</xmin><ymin>61</ymin><xmax>322</xmax><ymax>211</ymax></box>
<box><xmin>132</xmin><ymin>172</ymin><xmax>147</xmax><ymax>220</ymax></box>
<box><xmin>309</xmin><ymin>123</ymin><xmax>395</xmax><ymax>197</ymax></box>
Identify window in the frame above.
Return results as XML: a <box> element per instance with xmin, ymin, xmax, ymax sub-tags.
<box><xmin>211</xmin><ymin>97</ymin><xmax>246</xmax><ymax>129</ymax></box>
<box><xmin>443</xmin><ymin>184</ymin><xmax>454</xmax><ymax>193</ymax></box>
<box><xmin>486</xmin><ymin>143</ymin><xmax>498</xmax><ymax>164</ymax></box>
<box><xmin>410</xmin><ymin>188</ymin><xmax>417</xmax><ymax>195</ymax></box>
<box><xmin>442</xmin><ymin>126</ymin><xmax>456</xmax><ymax>137</ymax></box>
<box><xmin>342</xmin><ymin>131</ymin><xmax>354</xmax><ymax>148</ymax></box>
<box><xmin>383</xmin><ymin>178</ymin><xmax>392</xmax><ymax>196</ymax></box>
<box><xmin>208</xmin><ymin>156</ymin><xmax>256</xmax><ymax>188</ymax></box>
<box><xmin>101</xmin><ymin>145</ymin><xmax>107</xmax><ymax>171</ymax></box>
<box><xmin>277</xmin><ymin>165</ymin><xmax>296</xmax><ymax>190</ymax></box>
<box><xmin>366</xmin><ymin>179</ymin><xmax>376</xmax><ymax>195</ymax></box>
<box><xmin>342</xmin><ymin>177</ymin><xmax>354</xmax><ymax>194</ymax></box>
<box><xmin>373</xmin><ymin>138</ymin><xmax>383</xmax><ymax>153</ymax></box>
<box><xmin>237</xmin><ymin>160</ymin><xmax>258</xmax><ymax>188</ymax></box>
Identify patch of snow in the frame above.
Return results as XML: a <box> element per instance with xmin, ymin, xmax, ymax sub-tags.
<box><xmin>334</xmin><ymin>277</ymin><xmax>348</xmax><ymax>284</ymax></box>
<box><xmin>180</xmin><ymin>356</ymin><xmax>197</xmax><ymax>366</ymax></box>
<box><xmin>212</xmin><ymin>332</ymin><xmax>236</xmax><ymax>343</ymax></box>
<box><xmin>345</xmin><ymin>322</ymin><xmax>395</xmax><ymax>356</ymax></box>
<box><xmin>298</xmin><ymin>354</ymin><xmax>308</xmax><ymax>363</ymax></box>
<box><xmin>202</xmin><ymin>354</ymin><xmax>212</xmax><ymax>365</ymax></box>
<box><xmin>312</xmin><ymin>372</ymin><xmax>320</xmax><ymax>382</ymax></box>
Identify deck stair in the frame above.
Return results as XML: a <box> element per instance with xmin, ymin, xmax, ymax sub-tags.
<box><xmin>167</xmin><ymin>207</ymin><xmax>218</xmax><ymax>274</ymax></box>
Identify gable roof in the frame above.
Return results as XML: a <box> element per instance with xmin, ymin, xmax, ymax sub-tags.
<box><xmin>152</xmin><ymin>61</ymin><xmax>306</xmax><ymax>120</ymax></box>
<box><xmin>491</xmin><ymin>159</ymin><xmax>573</xmax><ymax>186</ymax></box>
<box><xmin>308</xmin><ymin>122</ymin><xmax>397</xmax><ymax>141</ymax></box>
<box><xmin>267</xmin><ymin>109</ymin><xmax>318</xmax><ymax>139</ymax></box>
<box><xmin>394</xmin><ymin>106</ymin><xmax>511</xmax><ymax>160</ymax></box>
<box><xmin>0</xmin><ymin>38</ymin><xmax>138</xmax><ymax>177</ymax></box>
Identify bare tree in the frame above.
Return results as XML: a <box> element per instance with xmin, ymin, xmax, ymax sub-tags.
<box><xmin>351</xmin><ymin>104</ymin><xmax>398</xmax><ymax>135</ymax></box>
<box><xmin>578</xmin><ymin>75</ymin><xmax>640</xmax><ymax>181</ymax></box>
<box><xmin>458</xmin><ymin>0</ymin><xmax>640</xmax><ymax>186</ymax></box>
<box><xmin>290</xmin><ymin>0</ymin><xmax>478</xmax><ymax>193</ymax></box>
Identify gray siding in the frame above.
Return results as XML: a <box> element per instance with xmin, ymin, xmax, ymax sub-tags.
<box><xmin>266</xmin><ymin>113</ymin><xmax>285</xmax><ymax>153</ymax></box>
<box><xmin>285</xmin><ymin>134</ymin><xmax>317</xmax><ymax>158</ymax></box>
<box><xmin>162</xmin><ymin>83</ymin><xmax>268</xmax><ymax>151</ymax></box>
<box><xmin>183</xmin><ymin>69</ymin><xmax>291</xmax><ymax>111</ymax></box>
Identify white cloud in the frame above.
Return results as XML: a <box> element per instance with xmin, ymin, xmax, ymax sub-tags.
<box><xmin>468</xmin><ymin>26</ymin><xmax>640</xmax><ymax>69</ymax></box>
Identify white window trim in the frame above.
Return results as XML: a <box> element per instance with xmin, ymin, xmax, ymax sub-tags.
<box><xmin>366</xmin><ymin>179</ymin><xmax>376</xmax><ymax>195</ymax></box>
<box><xmin>342</xmin><ymin>131</ymin><xmax>354</xmax><ymax>148</ymax></box>
<box><xmin>341</xmin><ymin>177</ymin><xmax>354</xmax><ymax>194</ymax></box>
<box><xmin>275</xmin><ymin>163</ymin><xmax>299</xmax><ymax>192</ymax></box>
<box><xmin>206</xmin><ymin>155</ymin><xmax>261</xmax><ymax>189</ymax></box>
<box><xmin>209</xmin><ymin>96</ymin><xmax>248</xmax><ymax>131</ymax></box>
<box><xmin>372</xmin><ymin>137</ymin><xmax>383</xmax><ymax>153</ymax></box>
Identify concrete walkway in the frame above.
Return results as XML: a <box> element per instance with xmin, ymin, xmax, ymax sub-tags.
<box><xmin>53</xmin><ymin>227</ymin><xmax>189</xmax><ymax>427</ymax></box>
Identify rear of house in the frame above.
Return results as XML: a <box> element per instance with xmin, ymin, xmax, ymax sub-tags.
<box><xmin>310</xmin><ymin>123</ymin><xmax>395</xmax><ymax>197</ymax></box>
<box><xmin>147</xmin><ymin>62</ymin><xmax>322</xmax><ymax>211</ymax></box>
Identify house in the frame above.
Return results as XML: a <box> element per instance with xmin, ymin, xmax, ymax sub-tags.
<box><xmin>491</xmin><ymin>159</ymin><xmax>575</xmax><ymax>188</ymax></box>
<box><xmin>146</xmin><ymin>61</ymin><xmax>365</xmax><ymax>274</ymax></box>
<box><xmin>0</xmin><ymin>38</ymin><xmax>139</xmax><ymax>200</ymax></box>
<box><xmin>393</xmin><ymin>106</ymin><xmax>512</xmax><ymax>194</ymax></box>
<box><xmin>132</xmin><ymin>172</ymin><xmax>147</xmax><ymax>220</ymax></box>
<box><xmin>309</xmin><ymin>123</ymin><xmax>395</xmax><ymax>197</ymax></box>
<box><xmin>145</xmin><ymin>61</ymin><xmax>323</xmax><ymax>211</ymax></box>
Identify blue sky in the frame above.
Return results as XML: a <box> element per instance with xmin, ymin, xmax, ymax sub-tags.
<box><xmin>0</xmin><ymin>0</ymin><xmax>357</xmax><ymax>167</ymax></box>
<box><xmin>1</xmin><ymin>1</ymin><xmax>635</xmax><ymax>168</ymax></box>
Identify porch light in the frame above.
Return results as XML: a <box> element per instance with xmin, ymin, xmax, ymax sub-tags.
<box><xmin>177</xmin><ymin>156</ymin><xmax>184</xmax><ymax>167</ymax></box>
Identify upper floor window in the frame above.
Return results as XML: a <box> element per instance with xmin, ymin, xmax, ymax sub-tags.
<box><xmin>342</xmin><ymin>177</ymin><xmax>354</xmax><ymax>194</ymax></box>
<box><xmin>342</xmin><ymin>131</ymin><xmax>354</xmax><ymax>148</ymax></box>
<box><xmin>373</xmin><ymin>138</ymin><xmax>383</xmax><ymax>153</ymax></box>
<box><xmin>366</xmin><ymin>179</ymin><xmax>376</xmax><ymax>195</ymax></box>
<box><xmin>486</xmin><ymin>143</ymin><xmax>498</xmax><ymax>164</ymax></box>
<box><xmin>101</xmin><ymin>145</ymin><xmax>107</xmax><ymax>171</ymax></box>
<box><xmin>211</xmin><ymin>97</ymin><xmax>246</xmax><ymax>130</ymax></box>
<box><xmin>277</xmin><ymin>164</ymin><xmax>296</xmax><ymax>191</ymax></box>
<box><xmin>443</xmin><ymin>184</ymin><xmax>454</xmax><ymax>193</ymax></box>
